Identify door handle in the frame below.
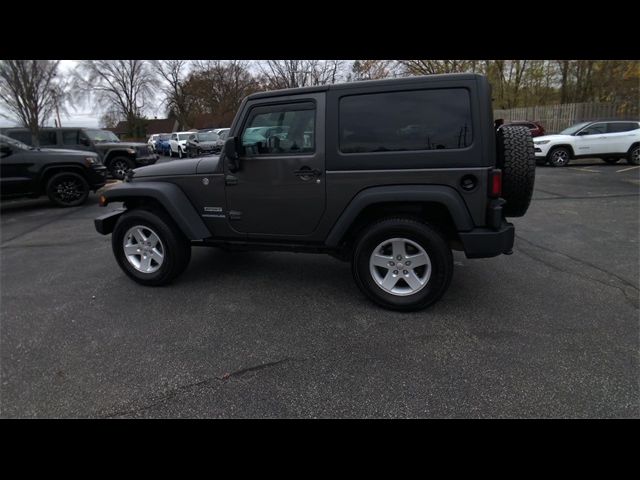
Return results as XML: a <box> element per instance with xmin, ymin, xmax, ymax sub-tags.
<box><xmin>294</xmin><ymin>167</ymin><xmax>321</xmax><ymax>178</ymax></box>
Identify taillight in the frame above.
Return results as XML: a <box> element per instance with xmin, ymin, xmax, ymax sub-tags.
<box><xmin>490</xmin><ymin>169</ymin><xmax>502</xmax><ymax>198</ymax></box>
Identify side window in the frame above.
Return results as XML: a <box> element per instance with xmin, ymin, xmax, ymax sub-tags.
<box><xmin>171</xmin><ymin>134</ymin><xmax>177</xmax><ymax>140</ymax></box>
<box><xmin>39</xmin><ymin>130</ymin><xmax>58</xmax><ymax>146</ymax></box>
<box><xmin>339</xmin><ymin>88</ymin><xmax>473</xmax><ymax>154</ymax></box>
<box><xmin>7</xmin><ymin>131</ymin><xmax>32</xmax><ymax>145</ymax></box>
<box><xmin>62</xmin><ymin>130</ymin><xmax>79</xmax><ymax>145</ymax></box>
<box><xmin>607</xmin><ymin>122</ymin><xmax>639</xmax><ymax>133</ymax></box>
<box><xmin>240</xmin><ymin>102</ymin><xmax>315</xmax><ymax>156</ymax></box>
<box><xmin>580</xmin><ymin>123</ymin><xmax>606</xmax><ymax>135</ymax></box>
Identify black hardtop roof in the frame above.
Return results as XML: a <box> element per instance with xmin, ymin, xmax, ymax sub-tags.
<box><xmin>247</xmin><ymin>73</ymin><xmax>483</xmax><ymax>100</ymax></box>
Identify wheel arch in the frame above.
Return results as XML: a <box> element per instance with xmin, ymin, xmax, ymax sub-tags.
<box><xmin>324</xmin><ymin>185</ymin><xmax>474</xmax><ymax>250</ymax></box>
<box><xmin>547</xmin><ymin>144</ymin><xmax>575</xmax><ymax>158</ymax></box>
<box><xmin>39</xmin><ymin>165</ymin><xmax>87</xmax><ymax>194</ymax></box>
<box><xmin>101</xmin><ymin>182</ymin><xmax>212</xmax><ymax>240</ymax></box>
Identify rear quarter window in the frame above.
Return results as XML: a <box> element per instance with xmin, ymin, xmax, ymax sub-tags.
<box><xmin>339</xmin><ymin>88</ymin><xmax>473</xmax><ymax>154</ymax></box>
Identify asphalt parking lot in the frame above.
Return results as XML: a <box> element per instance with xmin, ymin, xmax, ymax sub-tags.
<box><xmin>1</xmin><ymin>159</ymin><xmax>638</xmax><ymax>418</ymax></box>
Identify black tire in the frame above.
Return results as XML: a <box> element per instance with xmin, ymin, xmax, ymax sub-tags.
<box><xmin>112</xmin><ymin>208</ymin><xmax>191</xmax><ymax>286</ymax></box>
<box><xmin>178</xmin><ymin>148</ymin><xmax>183</xmax><ymax>159</ymax></box>
<box><xmin>168</xmin><ymin>148</ymin><xmax>173</xmax><ymax>158</ymax></box>
<box><xmin>496</xmin><ymin>125</ymin><xmax>536</xmax><ymax>217</ymax></box>
<box><xmin>351</xmin><ymin>217</ymin><xmax>453</xmax><ymax>311</ymax></box>
<box><xmin>603</xmin><ymin>157</ymin><xmax>620</xmax><ymax>165</ymax></box>
<box><xmin>45</xmin><ymin>171</ymin><xmax>90</xmax><ymax>207</ymax></box>
<box><xmin>547</xmin><ymin>146</ymin><xmax>571</xmax><ymax>168</ymax></box>
<box><xmin>109</xmin><ymin>156</ymin><xmax>134</xmax><ymax>180</ymax></box>
<box><xmin>628</xmin><ymin>145</ymin><xmax>640</xmax><ymax>165</ymax></box>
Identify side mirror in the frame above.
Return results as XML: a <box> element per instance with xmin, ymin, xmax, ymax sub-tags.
<box><xmin>224</xmin><ymin>137</ymin><xmax>240</xmax><ymax>172</ymax></box>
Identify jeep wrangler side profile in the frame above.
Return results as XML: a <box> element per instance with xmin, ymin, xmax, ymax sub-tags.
<box><xmin>94</xmin><ymin>74</ymin><xmax>535</xmax><ymax>311</ymax></box>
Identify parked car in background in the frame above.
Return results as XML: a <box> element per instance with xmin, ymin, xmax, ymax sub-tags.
<box><xmin>147</xmin><ymin>134</ymin><xmax>160</xmax><ymax>152</ymax></box>
<box><xmin>215</xmin><ymin>129</ymin><xmax>229</xmax><ymax>151</ymax></box>
<box><xmin>1</xmin><ymin>134</ymin><xmax>107</xmax><ymax>207</ymax></box>
<box><xmin>169</xmin><ymin>132</ymin><xmax>193</xmax><ymax>159</ymax></box>
<box><xmin>533</xmin><ymin>120</ymin><xmax>640</xmax><ymax>167</ymax></box>
<box><xmin>185</xmin><ymin>131</ymin><xmax>221</xmax><ymax>157</ymax></box>
<box><xmin>503</xmin><ymin>121</ymin><xmax>545</xmax><ymax>137</ymax></box>
<box><xmin>154</xmin><ymin>134</ymin><xmax>171</xmax><ymax>156</ymax></box>
<box><xmin>0</xmin><ymin>127</ymin><xmax>158</xmax><ymax>180</ymax></box>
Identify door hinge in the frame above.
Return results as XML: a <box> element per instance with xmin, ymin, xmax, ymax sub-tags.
<box><xmin>228</xmin><ymin>210</ymin><xmax>242</xmax><ymax>220</ymax></box>
<box><xmin>225</xmin><ymin>174</ymin><xmax>238</xmax><ymax>185</ymax></box>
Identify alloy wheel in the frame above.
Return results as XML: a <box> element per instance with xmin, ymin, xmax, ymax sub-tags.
<box><xmin>369</xmin><ymin>237</ymin><xmax>432</xmax><ymax>296</ymax></box>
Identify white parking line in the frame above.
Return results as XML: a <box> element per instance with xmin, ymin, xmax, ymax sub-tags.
<box><xmin>570</xmin><ymin>167</ymin><xmax>602</xmax><ymax>173</ymax></box>
<box><xmin>616</xmin><ymin>166</ymin><xmax>640</xmax><ymax>173</ymax></box>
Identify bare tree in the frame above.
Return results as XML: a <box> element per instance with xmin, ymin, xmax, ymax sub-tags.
<box><xmin>258</xmin><ymin>60</ymin><xmax>346</xmax><ymax>89</ymax></box>
<box><xmin>398</xmin><ymin>60</ymin><xmax>480</xmax><ymax>76</ymax></box>
<box><xmin>152</xmin><ymin>60</ymin><xmax>193</xmax><ymax>129</ymax></box>
<box><xmin>184</xmin><ymin>60</ymin><xmax>262</xmax><ymax>127</ymax></box>
<box><xmin>0</xmin><ymin>60</ymin><xmax>66</xmax><ymax>146</ymax></box>
<box><xmin>351</xmin><ymin>60</ymin><xmax>397</xmax><ymax>81</ymax></box>
<box><xmin>72</xmin><ymin>60</ymin><xmax>159</xmax><ymax>137</ymax></box>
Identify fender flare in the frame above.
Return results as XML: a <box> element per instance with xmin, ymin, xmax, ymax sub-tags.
<box><xmin>102</xmin><ymin>181</ymin><xmax>212</xmax><ymax>240</ymax></box>
<box><xmin>324</xmin><ymin>185</ymin><xmax>474</xmax><ymax>247</ymax></box>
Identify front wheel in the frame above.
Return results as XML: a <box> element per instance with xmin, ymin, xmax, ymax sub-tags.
<box><xmin>112</xmin><ymin>209</ymin><xmax>191</xmax><ymax>286</ymax></box>
<box><xmin>109</xmin><ymin>157</ymin><xmax>134</xmax><ymax>179</ymax></box>
<box><xmin>46</xmin><ymin>172</ymin><xmax>90</xmax><ymax>207</ymax></box>
<box><xmin>178</xmin><ymin>148</ymin><xmax>183</xmax><ymax>159</ymax></box>
<box><xmin>628</xmin><ymin>145</ymin><xmax>640</xmax><ymax>165</ymax></box>
<box><xmin>351</xmin><ymin>218</ymin><xmax>453</xmax><ymax>311</ymax></box>
<box><xmin>548</xmin><ymin>147</ymin><xmax>571</xmax><ymax>167</ymax></box>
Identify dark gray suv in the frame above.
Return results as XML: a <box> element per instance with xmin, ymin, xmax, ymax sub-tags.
<box><xmin>0</xmin><ymin>127</ymin><xmax>158</xmax><ymax>180</ymax></box>
<box><xmin>94</xmin><ymin>74</ymin><xmax>535</xmax><ymax>311</ymax></box>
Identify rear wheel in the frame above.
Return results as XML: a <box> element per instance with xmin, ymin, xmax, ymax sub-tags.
<box><xmin>46</xmin><ymin>172</ymin><xmax>90</xmax><ymax>207</ymax></box>
<box><xmin>628</xmin><ymin>145</ymin><xmax>640</xmax><ymax>165</ymax></box>
<box><xmin>352</xmin><ymin>217</ymin><xmax>453</xmax><ymax>311</ymax></box>
<box><xmin>548</xmin><ymin>147</ymin><xmax>571</xmax><ymax>167</ymax></box>
<box><xmin>112</xmin><ymin>208</ymin><xmax>191</xmax><ymax>286</ymax></box>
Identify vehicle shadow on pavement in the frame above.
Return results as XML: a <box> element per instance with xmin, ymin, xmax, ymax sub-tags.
<box><xmin>0</xmin><ymin>195</ymin><xmax>100</xmax><ymax>214</ymax></box>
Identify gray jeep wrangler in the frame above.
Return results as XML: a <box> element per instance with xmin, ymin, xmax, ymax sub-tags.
<box><xmin>95</xmin><ymin>73</ymin><xmax>535</xmax><ymax>311</ymax></box>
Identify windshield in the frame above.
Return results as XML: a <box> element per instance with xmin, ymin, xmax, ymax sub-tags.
<box><xmin>178</xmin><ymin>133</ymin><xmax>191</xmax><ymax>141</ymax></box>
<box><xmin>84</xmin><ymin>129</ymin><xmax>120</xmax><ymax>143</ymax></box>
<box><xmin>198</xmin><ymin>132</ymin><xmax>219</xmax><ymax>142</ymax></box>
<box><xmin>0</xmin><ymin>134</ymin><xmax>30</xmax><ymax>150</ymax></box>
<box><xmin>560</xmin><ymin>122</ymin><xmax>592</xmax><ymax>135</ymax></box>
<box><xmin>159</xmin><ymin>134</ymin><xmax>171</xmax><ymax>140</ymax></box>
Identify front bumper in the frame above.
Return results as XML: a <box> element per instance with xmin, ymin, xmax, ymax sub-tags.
<box><xmin>458</xmin><ymin>221</ymin><xmax>515</xmax><ymax>259</ymax></box>
<box><xmin>87</xmin><ymin>165</ymin><xmax>108</xmax><ymax>190</ymax></box>
<box><xmin>533</xmin><ymin>143</ymin><xmax>552</xmax><ymax>157</ymax></box>
<box><xmin>95</xmin><ymin>208</ymin><xmax>126</xmax><ymax>235</ymax></box>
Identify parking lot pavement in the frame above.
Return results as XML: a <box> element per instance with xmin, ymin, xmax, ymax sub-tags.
<box><xmin>1</xmin><ymin>159</ymin><xmax>638</xmax><ymax>418</ymax></box>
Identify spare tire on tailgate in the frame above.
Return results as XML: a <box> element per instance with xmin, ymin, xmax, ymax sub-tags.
<box><xmin>496</xmin><ymin>125</ymin><xmax>536</xmax><ymax>217</ymax></box>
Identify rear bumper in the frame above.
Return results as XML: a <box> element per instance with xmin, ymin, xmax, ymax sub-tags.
<box><xmin>95</xmin><ymin>208</ymin><xmax>125</xmax><ymax>235</ymax></box>
<box><xmin>458</xmin><ymin>221</ymin><xmax>515</xmax><ymax>259</ymax></box>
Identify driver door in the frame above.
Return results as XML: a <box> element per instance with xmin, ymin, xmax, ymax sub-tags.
<box><xmin>224</xmin><ymin>94</ymin><xmax>325</xmax><ymax>237</ymax></box>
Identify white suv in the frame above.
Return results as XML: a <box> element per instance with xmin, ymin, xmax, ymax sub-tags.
<box><xmin>534</xmin><ymin>121</ymin><xmax>640</xmax><ymax>167</ymax></box>
<box><xmin>169</xmin><ymin>131</ymin><xmax>194</xmax><ymax>159</ymax></box>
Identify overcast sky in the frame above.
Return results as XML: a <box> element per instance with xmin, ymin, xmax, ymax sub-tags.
<box><xmin>0</xmin><ymin>60</ymin><xmax>164</xmax><ymax>128</ymax></box>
